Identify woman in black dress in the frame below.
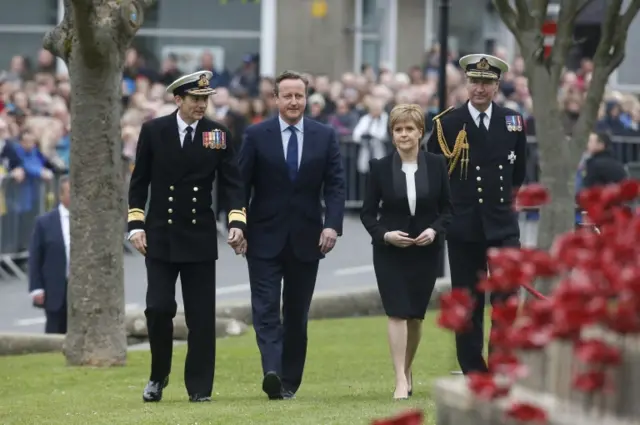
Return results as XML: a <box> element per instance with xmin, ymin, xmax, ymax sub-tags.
<box><xmin>360</xmin><ymin>104</ymin><xmax>452</xmax><ymax>400</ymax></box>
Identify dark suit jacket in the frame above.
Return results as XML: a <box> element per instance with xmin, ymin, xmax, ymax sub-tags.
<box><xmin>360</xmin><ymin>151</ymin><xmax>453</xmax><ymax>245</ymax></box>
<box><xmin>583</xmin><ymin>150</ymin><xmax>627</xmax><ymax>189</ymax></box>
<box><xmin>28</xmin><ymin>208</ymin><xmax>67</xmax><ymax>312</ymax></box>
<box><xmin>427</xmin><ymin>101</ymin><xmax>526</xmax><ymax>242</ymax></box>
<box><xmin>128</xmin><ymin>110</ymin><xmax>246</xmax><ymax>263</ymax></box>
<box><xmin>239</xmin><ymin>116</ymin><xmax>346</xmax><ymax>261</ymax></box>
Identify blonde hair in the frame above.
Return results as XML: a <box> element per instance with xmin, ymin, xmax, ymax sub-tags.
<box><xmin>389</xmin><ymin>104</ymin><xmax>425</xmax><ymax>135</ymax></box>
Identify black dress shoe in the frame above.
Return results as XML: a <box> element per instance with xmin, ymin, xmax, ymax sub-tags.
<box><xmin>262</xmin><ymin>371</ymin><xmax>284</xmax><ymax>400</ymax></box>
<box><xmin>143</xmin><ymin>377</ymin><xmax>169</xmax><ymax>402</ymax></box>
<box><xmin>189</xmin><ymin>394</ymin><xmax>212</xmax><ymax>402</ymax></box>
<box><xmin>408</xmin><ymin>372</ymin><xmax>413</xmax><ymax>397</ymax></box>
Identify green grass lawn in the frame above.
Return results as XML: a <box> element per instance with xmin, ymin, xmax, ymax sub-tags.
<box><xmin>0</xmin><ymin>313</ymin><xmax>473</xmax><ymax>425</ymax></box>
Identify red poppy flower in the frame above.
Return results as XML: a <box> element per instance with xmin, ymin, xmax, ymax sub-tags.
<box><xmin>437</xmin><ymin>289</ymin><xmax>475</xmax><ymax>332</ymax></box>
<box><xmin>522</xmin><ymin>248</ymin><xmax>560</xmax><ymax>278</ymax></box>
<box><xmin>371</xmin><ymin>409</ymin><xmax>424</xmax><ymax>425</ymax></box>
<box><xmin>488</xmin><ymin>351</ymin><xmax>528</xmax><ymax>379</ymax></box>
<box><xmin>617</xmin><ymin>178</ymin><xmax>640</xmax><ymax>201</ymax></box>
<box><xmin>523</xmin><ymin>299</ymin><xmax>554</xmax><ymax>326</ymax></box>
<box><xmin>515</xmin><ymin>184</ymin><xmax>550</xmax><ymax>209</ymax></box>
<box><xmin>505</xmin><ymin>402</ymin><xmax>548</xmax><ymax>423</ymax></box>
<box><xmin>574</xmin><ymin>339</ymin><xmax>621</xmax><ymax>366</ymax></box>
<box><xmin>505</xmin><ymin>321</ymin><xmax>552</xmax><ymax>350</ymax></box>
<box><xmin>573</xmin><ymin>370</ymin><xmax>607</xmax><ymax>393</ymax></box>
<box><xmin>606</xmin><ymin>296</ymin><xmax>640</xmax><ymax>334</ymax></box>
<box><xmin>467</xmin><ymin>372</ymin><xmax>511</xmax><ymax>400</ymax></box>
<box><xmin>491</xmin><ymin>296</ymin><xmax>520</xmax><ymax>327</ymax></box>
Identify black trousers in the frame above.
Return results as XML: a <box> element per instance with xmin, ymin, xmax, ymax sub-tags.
<box><xmin>447</xmin><ymin>236</ymin><xmax>520</xmax><ymax>374</ymax></box>
<box><xmin>247</xmin><ymin>242</ymin><xmax>319</xmax><ymax>394</ymax></box>
<box><xmin>144</xmin><ymin>257</ymin><xmax>216</xmax><ymax>397</ymax></box>
<box><xmin>45</xmin><ymin>308</ymin><xmax>67</xmax><ymax>334</ymax></box>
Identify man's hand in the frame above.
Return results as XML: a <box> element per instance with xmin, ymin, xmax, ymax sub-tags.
<box><xmin>10</xmin><ymin>167</ymin><xmax>25</xmax><ymax>183</ymax></box>
<box><xmin>227</xmin><ymin>228</ymin><xmax>244</xmax><ymax>248</ymax></box>
<box><xmin>233</xmin><ymin>239</ymin><xmax>247</xmax><ymax>256</ymax></box>
<box><xmin>31</xmin><ymin>291</ymin><xmax>45</xmax><ymax>306</ymax></box>
<box><xmin>319</xmin><ymin>228</ymin><xmax>338</xmax><ymax>254</ymax></box>
<box><xmin>130</xmin><ymin>231</ymin><xmax>147</xmax><ymax>255</ymax></box>
<box><xmin>414</xmin><ymin>228</ymin><xmax>436</xmax><ymax>246</ymax></box>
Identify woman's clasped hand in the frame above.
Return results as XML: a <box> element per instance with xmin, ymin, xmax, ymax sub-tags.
<box><xmin>383</xmin><ymin>228</ymin><xmax>436</xmax><ymax>247</ymax></box>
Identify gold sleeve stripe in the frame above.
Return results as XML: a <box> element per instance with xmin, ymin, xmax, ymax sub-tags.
<box><xmin>128</xmin><ymin>211</ymin><xmax>145</xmax><ymax>222</ymax></box>
<box><xmin>228</xmin><ymin>209</ymin><xmax>247</xmax><ymax>224</ymax></box>
<box><xmin>128</xmin><ymin>208</ymin><xmax>145</xmax><ymax>214</ymax></box>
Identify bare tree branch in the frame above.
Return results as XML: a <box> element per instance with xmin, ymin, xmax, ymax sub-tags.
<box><xmin>514</xmin><ymin>0</ymin><xmax>534</xmax><ymax>29</ymax></box>
<box><xmin>593</xmin><ymin>0</ymin><xmax>622</xmax><ymax>62</ymax></box>
<box><xmin>492</xmin><ymin>0</ymin><xmax>521</xmax><ymax>41</ymax></box>
<box><xmin>549</xmin><ymin>0</ymin><xmax>582</xmax><ymax>84</ymax></box>
<box><xmin>117</xmin><ymin>0</ymin><xmax>156</xmax><ymax>38</ymax></box>
<box><xmin>43</xmin><ymin>0</ymin><xmax>73</xmax><ymax>62</ymax></box>
<box><xmin>607</xmin><ymin>0</ymin><xmax>640</xmax><ymax>74</ymax></box>
<box><xmin>69</xmin><ymin>0</ymin><xmax>102</xmax><ymax>64</ymax></box>
<box><xmin>531</xmin><ymin>0</ymin><xmax>550</xmax><ymax>28</ymax></box>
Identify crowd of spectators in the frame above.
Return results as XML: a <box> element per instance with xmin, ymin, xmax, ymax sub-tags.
<box><xmin>0</xmin><ymin>43</ymin><xmax>638</xmax><ymax>257</ymax></box>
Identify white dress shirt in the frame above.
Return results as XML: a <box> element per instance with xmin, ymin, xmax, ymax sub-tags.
<box><xmin>467</xmin><ymin>102</ymin><xmax>492</xmax><ymax>130</ymax></box>
<box><xmin>59</xmin><ymin>204</ymin><xmax>70</xmax><ymax>278</ymax></box>
<box><xmin>279</xmin><ymin>116</ymin><xmax>304</xmax><ymax>167</ymax></box>
<box><xmin>176</xmin><ymin>112</ymin><xmax>200</xmax><ymax>147</ymax></box>
<box><xmin>128</xmin><ymin>113</ymin><xmax>197</xmax><ymax>240</ymax></box>
<box><xmin>402</xmin><ymin>162</ymin><xmax>418</xmax><ymax>216</ymax></box>
<box><xmin>30</xmin><ymin>204</ymin><xmax>70</xmax><ymax>297</ymax></box>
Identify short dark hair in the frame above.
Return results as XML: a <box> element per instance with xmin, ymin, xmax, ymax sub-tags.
<box><xmin>274</xmin><ymin>70</ymin><xmax>308</xmax><ymax>96</ymax></box>
<box><xmin>594</xmin><ymin>131</ymin><xmax>612</xmax><ymax>148</ymax></box>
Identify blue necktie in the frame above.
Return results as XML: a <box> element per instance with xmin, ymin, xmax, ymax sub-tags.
<box><xmin>286</xmin><ymin>125</ymin><xmax>298</xmax><ymax>181</ymax></box>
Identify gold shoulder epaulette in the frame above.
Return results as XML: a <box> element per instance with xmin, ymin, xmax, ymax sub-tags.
<box><xmin>433</xmin><ymin>106</ymin><xmax>469</xmax><ymax>180</ymax></box>
<box><xmin>432</xmin><ymin>106</ymin><xmax>454</xmax><ymax>122</ymax></box>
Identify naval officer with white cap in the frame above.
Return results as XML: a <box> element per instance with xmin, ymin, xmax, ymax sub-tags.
<box><xmin>427</xmin><ymin>54</ymin><xmax>527</xmax><ymax>375</ymax></box>
<box><xmin>127</xmin><ymin>70</ymin><xmax>247</xmax><ymax>402</ymax></box>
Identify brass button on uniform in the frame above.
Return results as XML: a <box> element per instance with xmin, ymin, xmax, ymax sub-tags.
<box><xmin>500</xmin><ymin>187</ymin><xmax>504</xmax><ymax>191</ymax></box>
<box><xmin>169</xmin><ymin>186</ymin><xmax>174</xmax><ymax>191</ymax></box>
<box><xmin>477</xmin><ymin>188</ymin><xmax>483</xmax><ymax>193</ymax></box>
<box><xmin>168</xmin><ymin>219</ymin><xmax>173</xmax><ymax>224</ymax></box>
<box><xmin>192</xmin><ymin>209</ymin><xmax>196</xmax><ymax>213</ymax></box>
<box><xmin>476</xmin><ymin>166</ymin><xmax>480</xmax><ymax>171</ymax></box>
<box><xmin>192</xmin><ymin>219</ymin><xmax>197</xmax><ymax>224</ymax></box>
<box><xmin>192</xmin><ymin>198</ymin><xmax>197</xmax><ymax>202</ymax></box>
<box><xmin>476</xmin><ymin>177</ymin><xmax>481</xmax><ymax>181</ymax></box>
<box><xmin>168</xmin><ymin>197</ymin><xmax>173</xmax><ymax>202</ymax></box>
<box><xmin>499</xmin><ymin>165</ymin><xmax>503</xmax><ymax>170</ymax></box>
<box><xmin>193</xmin><ymin>187</ymin><xmax>199</xmax><ymax>192</ymax></box>
<box><xmin>500</xmin><ymin>176</ymin><xmax>503</xmax><ymax>181</ymax></box>
<box><xmin>479</xmin><ymin>198</ymin><xmax>484</xmax><ymax>204</ymax></box>
<box><xmin>500</xmin><ymin>198</ymin><xmax>504</xmax><ymax>203</ymax></box>
<box><xmin>168</xmin><ymin>208</ymin><xmax>173</xmax><ymax>213</ymax></box>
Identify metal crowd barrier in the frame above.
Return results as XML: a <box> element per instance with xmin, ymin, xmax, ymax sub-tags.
<box><xmin>337</xmin><ymin>134</ymin><xmax>640</xmax><ymax>212</ymax></box>
<box><xmin>0</xmin><ymin>176</ymin><xmax>59</xmax><ymax>281</ymax></box>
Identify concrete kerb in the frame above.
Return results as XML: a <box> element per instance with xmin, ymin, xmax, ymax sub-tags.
<box><xmin>0</xmin><ymin>279</ymin><xmax>454</xmax><ymax>356</ymax></box>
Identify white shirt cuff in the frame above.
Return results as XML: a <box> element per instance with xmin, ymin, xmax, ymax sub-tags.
<box><xmin>128</xmin><ymin>229</ymin><xmax>144</xmax><ymax>240</ymax></box>
<box><xmin>30</xmin><ymin>289</ymin><xmax>44</xmax><ymax>297</ymax></box>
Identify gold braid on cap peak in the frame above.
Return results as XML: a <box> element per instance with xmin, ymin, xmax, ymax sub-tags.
<box><xmin>433</xmin><ymin>107</ymin><xmax>470</xmax><ymax>180</ymax></box>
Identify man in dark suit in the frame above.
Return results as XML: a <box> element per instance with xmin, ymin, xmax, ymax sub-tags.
<box><xmin>127</xmin><ymin>70</ymin><xmax>247</xmax><ymax>403</ymax></box>
<box><xmin>582</xmin><ymin>131</ymin><xmax>627</xmax><ymax>189</ymax></box>
<box><xmin>238</xmin><ymin>70</ymin><xmax>345</xmax><ymax>400</ymax></box>
<box><xmin>427</xmin><ymin>54</ymin><xmax>527</xmax><ymax>375</ymax></box>
<box><xmin>28</xmin><ymin>176</ymin><xmax>70</xmax><ymax>334</ymax></box>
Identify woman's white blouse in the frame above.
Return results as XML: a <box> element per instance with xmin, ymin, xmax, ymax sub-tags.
<box><xmin>402</xmin><ymin>162</ymin><xmax>418</xmax><ymax>216</ymax></box>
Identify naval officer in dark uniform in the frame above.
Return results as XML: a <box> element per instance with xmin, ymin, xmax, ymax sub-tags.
<box><xmin>127</xmin><ymin>70</ymin><xmax>247</xmax><ymax>402</ymax></box>
<box><xmin>427</xmin><ymin>54</ymin><xmax>527</xmax><ymax>374</ymax></box>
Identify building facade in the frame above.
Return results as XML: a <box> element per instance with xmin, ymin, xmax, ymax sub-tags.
<box><xmin>2</xmin><ymin>0</ymin><xmax>637</xmax><ymax>91</ymax></box>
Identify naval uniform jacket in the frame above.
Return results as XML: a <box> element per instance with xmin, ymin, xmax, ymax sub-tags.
<box><xmin>128</xmin><ymin>110</ymin><xmax>246</xmax><ymax>263</ymax></box>
<box><xmin>427</xmin><ymin>101</ymin><xmax>527</xmax><ymax>242</ymax></box>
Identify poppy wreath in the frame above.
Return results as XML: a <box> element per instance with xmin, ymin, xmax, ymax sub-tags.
<box><xmin>435</xmin><ymin>178</ymin><xmax>640</xmax><ymax>424</ymax></box>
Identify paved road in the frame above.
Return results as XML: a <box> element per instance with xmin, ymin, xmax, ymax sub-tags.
<box><xmin>0</xmin><ymin>214</ymin><xmax>538</xmax><ymax>334</ymax></box>
<box><xmin>0</xmin><ymin>214</ymin><xmax>383</xmax><ymax>334</ymax></box>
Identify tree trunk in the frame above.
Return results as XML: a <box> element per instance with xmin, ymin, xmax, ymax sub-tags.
<box><xmin>493</xmin><ymin>0</ymin><xmax>640</xmax><ymax>294</ymax></box>
<box><xmin>43</xmin><ymin>0</ymin><xmax>155</xmax><ymax>367</ymax></box>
